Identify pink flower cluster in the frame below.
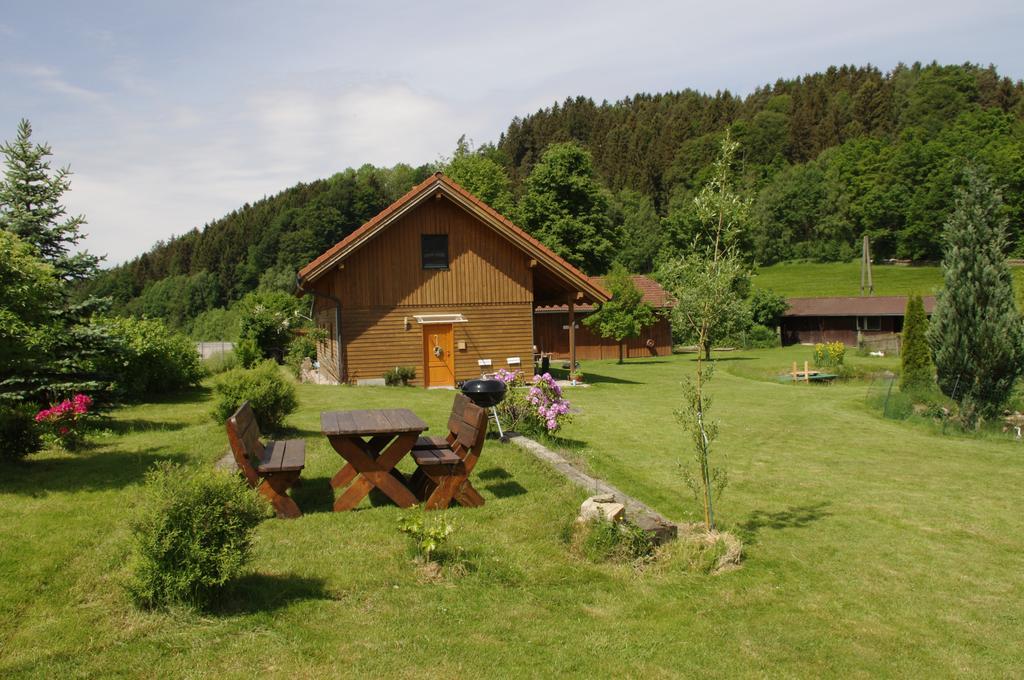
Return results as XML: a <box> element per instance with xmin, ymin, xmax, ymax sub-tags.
<box><xmin>35</xmin><ymin>394</ymin><xmax>92</xmax><ymax>422</ymax></box>
<box><xmin>527</xmin><ymin>373</ymin><xmax>571</xmax><ymax>432</ymax></box>
<box><xmin>35</xmin><ymin>394</ymin><xmax>92</xmax><ymax>437</ymax></box>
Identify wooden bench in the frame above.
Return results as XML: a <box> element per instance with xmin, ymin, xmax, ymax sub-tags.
<box><xmin>412</xmin><ymin>392</ymin><xmax>471</xmax><ymax>452</ymax></box>
<box><xmin>410</xmin><ymin>397</ymin><xmax>489</xmax><ymax>510</ymax></box>
<box><xmin>225</xmin><ymin>401</ymin><xmax>305</xmax><ymax>518</ymax></box>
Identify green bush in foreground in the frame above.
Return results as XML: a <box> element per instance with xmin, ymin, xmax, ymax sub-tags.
<box><xmin>0</xmin><ymin>402</ymin><xmax>42</xmax><ymax>460</ymax></box>
<box><xmin>127</xmin><ymin>463</ymin><xmax>270</xmax><ymax>609</ymax></box>
<box><xmin>211</xmin><ymin>360</ymin><xmax>297</xmax><ymax>431</ymax></box>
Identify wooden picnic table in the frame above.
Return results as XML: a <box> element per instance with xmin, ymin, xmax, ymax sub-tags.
<box><xmin>321</xmin><ymin>408</ymin><xmax>428</xmax><ymax>512</ymax></box>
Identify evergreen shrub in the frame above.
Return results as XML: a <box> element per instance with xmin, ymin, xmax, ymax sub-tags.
<box><xmin>900</xmin><ymin>294</ymin><xmax>933</xmax><ymax>392</ymax></box>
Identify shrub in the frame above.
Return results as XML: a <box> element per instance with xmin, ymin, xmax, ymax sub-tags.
<box><xmin>101</xmin><ymin>317</ymin><xmax>203</xmax><ymax>399</ymax></box>
<box><xmin>398</xmin><ymin>510</ymin><xmax>454</xmax><ymax>562</ymax></box>
<box><xmin>569</xmin><ymin>516</ymin><xmax>655</xmax><ymax>564</ymax></box>
<box><xmin>284</xmin><ymin>329</ymin><xmax>324</xmax><ymax>378</ymax></box>
<box><xmin>0</xmin><ymin>403</ymin><xmax>42</xmax><ymax>460</ymax></box>
<box><xmin>234</xmin><ymin>337</ymin><xmax>262</xmax><ymax>369</ymax></box>
<box><xmin>493</xmin><ymin>369</ymin><xmax>572</xmax><ymax>434</ymax></box>
<box><xmin>34</xmin><ymin>393</ymin><xmax>93</xmax><ymax>450</ymax></box>
<box><xmin>384</xmin><ymin>366</ymin><xmax>416</xmax><ymax>386</ymax></box>
<box><xmin>813</xmin><ymin>341</ymin><xmax>846</xmax><ymax>368</ymax></box>
<box><xmin>202</xmin><ymin>350</ymin><xmax>239</xmax><ymax>376</ymax></box>
<box><xmin>127</xmin><ymin>463</ymin><xmax>270</xmax><ymax>609</ymax></box>
<box><xmin>211</xmin><ymin>360</ymin><xmax>297</xmax><ymax>431</ymax></box>
<box><xmin>237</xmin><ymin>290</ymin><xmax>304</xmax><ymax>361</ymax></box>
<box><xmin>744</xmin><ymin>323</ymin><xmax>778</xmax><ymax>349</ymax></box>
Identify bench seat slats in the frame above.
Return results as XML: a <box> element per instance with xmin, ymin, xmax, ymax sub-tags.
<box><xmin>258</xmin><ymin>439</ymin><xmax>305</xmax><ymax>473</ymax></box>
<box><xmin>411</xmin><ymin>447</ymin><xmax>462</xmax><ymax>466</ymax></box>
<box><xmin>412</xmin><ymin>435</ymin><xmax>450</xmax><ymax>451</ymax></box>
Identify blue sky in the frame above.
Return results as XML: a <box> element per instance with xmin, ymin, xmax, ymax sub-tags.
<box><xmin>2</xmin><ymin>1</ymin><xmax>1022</xmax><ymax>265</ymax></box>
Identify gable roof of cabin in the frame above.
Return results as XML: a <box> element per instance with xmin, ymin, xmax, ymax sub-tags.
<box><xmin>535</xmin><ymin>275</ymin><xmax>673</xmax><ymax>313</ymax></box>
<box><xmin>296</xmin><ymin>172</ymin><xmax>610</xmax><ymax>303</ymax></box>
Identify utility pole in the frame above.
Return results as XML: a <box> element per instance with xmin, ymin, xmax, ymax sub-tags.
<box><xmin>860</xmin><ymin>235</ymin><xmax>874</xmax><ymax>296</ymax></box>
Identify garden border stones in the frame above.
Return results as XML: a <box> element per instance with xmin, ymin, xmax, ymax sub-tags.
<box><xmin>507</xmin><ymin>434</ymin><xmax>678</xmax><ymax>543</ymax></box>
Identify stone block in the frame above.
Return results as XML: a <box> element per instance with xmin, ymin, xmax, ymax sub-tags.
<box><xmin>579</xmin><ymin>496</ymin><xmax>626</xmax><ymax>523</ymax></box>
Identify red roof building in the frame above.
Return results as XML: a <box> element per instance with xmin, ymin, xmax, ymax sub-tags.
<box><xmin>534</xmin><ymin>275</ymin><xmax>674</xmax><ymax>361</ymax></box>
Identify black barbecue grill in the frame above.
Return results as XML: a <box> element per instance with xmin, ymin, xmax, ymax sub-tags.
<box><xmin>461</xmin><ymin>379</ymin><xmax>509</xmax><ymax>441</ymax></box>
<box><xmin>461</xmin><ymin>379</ymin><xmax>507</xmax><ymax>407</ymax></box>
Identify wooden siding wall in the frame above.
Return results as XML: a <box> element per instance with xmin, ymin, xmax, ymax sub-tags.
<box><xmin>315</xmin><ymin>197</ymin><xmax>532</xmax><ymax>307</ymax></box>
<box><xmin>309</xmin><ymin>198</ymin><xmax>537</xmax><ymax>385</ymax></box>
<box><xmin>781</xmin><ymin>316</ymin><xmax>902</xmax><ymax>346</ymax></box>
<box><xmin>534</xmin><ymin>312</ymin><xmax>673</xmax><ymax>361</ymax></box>
<box><xmin>339</xmin><ymin>304</ymin><xmax>533</xmax><ymax>386</ymax></box>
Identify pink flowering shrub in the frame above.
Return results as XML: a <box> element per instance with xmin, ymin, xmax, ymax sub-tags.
<box><xmin>493</xmin><ymin>370</ymin><xmax>572</xmax><ymax>435</ymax></box>
<box><xmin>34</xmin><ymin>393</ymin><xmax>93</xmax><ymax>450</ymax></box>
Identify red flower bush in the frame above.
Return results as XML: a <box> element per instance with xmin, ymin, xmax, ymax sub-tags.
<box><xmin>35</xmin><ymin>393</ymin><xmax>93</xmax><ymax>449</ymax></box>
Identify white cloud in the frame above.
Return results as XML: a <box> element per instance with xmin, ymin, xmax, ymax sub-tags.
<box><xmin>8</xmin><ymin>63</ymin><xmax>102</xmax><ymax>102</ymax></box>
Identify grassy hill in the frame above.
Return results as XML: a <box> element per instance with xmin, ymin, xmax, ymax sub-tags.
<box><xmin>753</xmin><ymin>261</ymin><xmax>1024</xmax><ymax>298</ymax></box>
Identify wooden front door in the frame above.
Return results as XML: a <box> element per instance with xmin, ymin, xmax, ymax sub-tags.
<box><xmin>423</xmin><ymin>324</ymin><xmax>455</xmax><ymax>387</ymax></box>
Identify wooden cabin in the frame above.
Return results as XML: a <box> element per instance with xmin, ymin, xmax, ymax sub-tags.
<box><xmin>296</xmin><ymin>173</ymin><xmax>610</xmax><ymax>387</ymax></box>
<box><xmin>781</xmin><ymin>295</ymin><xmax>936</xmax><ymax>346</ymax></box>
<box><xmin>534</xmin><ymin>275</ymin><xmax>673</xmax><ymax>361</ymax></box>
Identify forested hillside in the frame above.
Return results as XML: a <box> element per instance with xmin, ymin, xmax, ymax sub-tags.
<box><xmin>83</xmin><ymin>61</ymin><xmax>1024</xmax><ymax>334</ymax></box>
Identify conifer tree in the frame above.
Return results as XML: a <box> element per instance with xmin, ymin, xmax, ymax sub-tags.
<box><xmin>927</xmin><ymin>169</ymin><xmax>1024</xmax><ymax>427</ymax></box>
<box><xmin>899</xmin><ymin>293</ymin><xmax>932</xmax><ymax>392</ymax></box>
<box><xmin>0</xmin><ymin>118</ymin><xmax>101</xmax><ymax>282</ymax></box>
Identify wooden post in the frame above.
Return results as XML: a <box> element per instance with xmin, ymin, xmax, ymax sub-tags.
<box><xmin>804</xmin><ymin>360</ymin><xmax>810</xmax><ymax>384</ymax></box>
<box><xmin>568</xmin><ymin>299</ymin><xmax>577</xmax><ymax>380</ymax></box>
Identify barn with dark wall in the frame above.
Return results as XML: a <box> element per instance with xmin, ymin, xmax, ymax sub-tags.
<box><xmin>534</xmin><ymin>275</ymin><xmax>673</xmax><ymax>361</ymax></box>
<box><xmin>780</xmin><ymin>296</ymin><xmax>936</xmax><ymax>347</ymax></box>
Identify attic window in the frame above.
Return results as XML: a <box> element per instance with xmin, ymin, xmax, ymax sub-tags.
<box><xmin>422</xmin><ymin>234</ymin><xmax>449</xmax><ymax>270</ymax></box>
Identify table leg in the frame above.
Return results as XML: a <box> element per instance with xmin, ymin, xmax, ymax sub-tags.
<box><xmin>329</xmin><ymin>434</ymin><xmax>390</xmax><ymax>489</ymax></box>
<box><xmin>332</xmin><ymin>434</ymin><xmax>419</xmax><ymax>511</ymax></box>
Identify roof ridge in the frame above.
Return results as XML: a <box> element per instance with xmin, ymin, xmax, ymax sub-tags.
<box><xmin>297</xmin><ymin>172</ymin><xmax>610</xmax><ymax>302</ymax></box>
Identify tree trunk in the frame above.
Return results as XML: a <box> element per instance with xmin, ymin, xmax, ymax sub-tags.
<box><xmin>703</xmin><ymin>342</ymin><xmax>712</xmax><ymax>361</ymax></box>
<box><xmin>618</xmin><ymin>342</ymin><xmax>624</xmax><ymax>364</ymax></box>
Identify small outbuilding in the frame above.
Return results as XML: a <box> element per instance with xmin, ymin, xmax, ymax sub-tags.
<box><xmin>780</xmin><ymin>295</ymin><xmax>936</xmax><ymax>347</ymax></box>
<box><xmin>296</xmin><ymin>173</ymin><xmax>610</xmax><ymax>387</ymax></box>
<box><xmin>534</xmin><ymin>275</ymin><xmax>673</xmax><ymax>361</ymax></box>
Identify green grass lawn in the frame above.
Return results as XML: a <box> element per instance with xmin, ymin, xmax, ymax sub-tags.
<box><xmin>2</xmin><ymin>353</ymin><xmax>1022</xmax><ymax>677</ymax></box>
<box><xmin>753</xmin><ymin>260</ymin><xmax>1024</xmax><ymax>298</ymax></box>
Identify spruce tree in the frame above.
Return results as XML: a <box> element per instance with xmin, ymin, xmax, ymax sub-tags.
<box><xmin>927</xmin><ymin>168</ymin><xmax>1024</xmax><ymax>426</ymax></box>
<box><xmin>899</xmin><ymin>293</ymin><xmax>932</xmax><ymax>392</ymax></box>
<box><xmin>0</xmin><ymin>118</ymin><xmax>101</xmax><ymax>281</ymax></box>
